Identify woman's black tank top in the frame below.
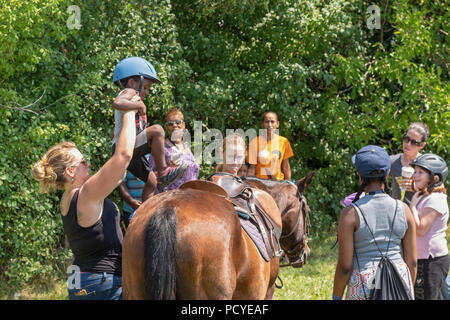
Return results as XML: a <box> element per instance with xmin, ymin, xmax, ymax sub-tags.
<box><xmin>61</xmin><ymin>190</ymin><xmax>123</xmax><ymax>275</ymax></box>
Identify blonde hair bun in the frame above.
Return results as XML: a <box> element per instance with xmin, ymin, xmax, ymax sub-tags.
<box><xmin>31</xmin><ymin>141</ymin><xmax>77</xmax><ymax>193</ymax></box>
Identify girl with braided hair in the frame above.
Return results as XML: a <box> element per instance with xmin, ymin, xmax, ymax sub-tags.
<box><xmin>333</xmin><ymin>145</ymin><xmax>417</xmax><ymax>300</ymax></box>
<box><xmin>351</xmin><ymin>170</ymin><xmax>391</xmax><ymax>204</ymax></box>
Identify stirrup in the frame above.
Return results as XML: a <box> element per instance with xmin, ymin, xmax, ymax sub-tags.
<box><xmin>270</xmin><ymin>229</ymin><xmax>284</xmax><ymax>258</ymax></box>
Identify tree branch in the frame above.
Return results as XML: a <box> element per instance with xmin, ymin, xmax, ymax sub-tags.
<box><xmin>0</xmin><ymin>88</ymin><xmax>46</xmax><ymax>115</ymax></box>
<box><xmin>336</xmin><ymin>86</ymin><xmax>353</xmax><ymax>96</ymax></box>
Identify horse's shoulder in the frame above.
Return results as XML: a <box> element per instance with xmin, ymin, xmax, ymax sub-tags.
<box><xmin>252</xmin><ymin>188</ymin><xmax>273</xmax><ymax>201</ymax></box>
<box><xmin>252</xmin><ymin>188</ymin><xmax>282</xmax><ymax>226</ymax></box>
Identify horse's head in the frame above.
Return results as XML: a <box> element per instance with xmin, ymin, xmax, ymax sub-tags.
<box><xmin>279</xmin><ymin>171</ymin><xmax>314</xmax><ymax>267</ymax></box>
<box><xmin>243</xmin><ymin>171</ymin><xmax>314</xmax><ymax>268</ymax></box>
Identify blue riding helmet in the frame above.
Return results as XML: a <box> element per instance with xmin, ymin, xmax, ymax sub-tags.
<box><xmin>113</xmin><ymin>56</ymin><xmax>161</xmax><ymax>84</ymax></box>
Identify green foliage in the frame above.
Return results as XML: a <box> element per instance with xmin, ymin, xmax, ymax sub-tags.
<box><xmin>172</xmin><ymin>0</ymin><xmax>449</xmax><ymax>234</ymax></box>
<box><xmin>0</xmin><ymin>0</ymin><xmax>184</xmax><ymax>293</ymax></box>
<box><xmin>0</xmin><ymin>0</ymin><xmax>448</xmax><ymax>293</ymax></box>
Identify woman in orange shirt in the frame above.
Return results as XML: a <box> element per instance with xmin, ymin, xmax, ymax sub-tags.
<box><xmin>247</xmin><ymin>111</ymin><xmax>293</xmax><ymax>180</ymax></box>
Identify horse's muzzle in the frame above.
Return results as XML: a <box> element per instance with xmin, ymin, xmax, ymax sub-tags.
<box><xmin>289</xmin><ymin>250</ymin><xmax>307</xmax><ymax>268</ymax></box>
<box><xmin>288</xmin><ymin>242</ymin><xmax>310</xmax><ymax>268</ymax></box>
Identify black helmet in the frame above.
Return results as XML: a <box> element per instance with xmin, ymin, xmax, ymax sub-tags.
<box><xmin>411</xmin><ymin>153</ymin><xmax>448</xmax><ymax>183</ymax></box>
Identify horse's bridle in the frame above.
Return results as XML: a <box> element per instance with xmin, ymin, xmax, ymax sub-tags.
<box><xmin>279</xmin><ymin>181</ymin><xmax>310</xmax><ymax>268</ymax></box>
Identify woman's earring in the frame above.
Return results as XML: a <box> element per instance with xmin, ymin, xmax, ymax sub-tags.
<box><xmin>71</xmin><ymin>177</ymin><xmax>75</xmax><ymax>183</ymax></box>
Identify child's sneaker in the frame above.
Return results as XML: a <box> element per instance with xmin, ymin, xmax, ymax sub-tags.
<box><xmin>157</xmin><ymin>163</ymin><xmax>188</xmax><ymax>188</ymax></box>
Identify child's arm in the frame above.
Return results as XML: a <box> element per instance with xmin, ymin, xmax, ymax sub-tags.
<box><xmin>282</xmin><ymin>139</ymin><xmax>293</xmax><ymax>180</ymax></box>
<box><xmin>117</xmin><ymin>181</ymin><xmax>142</xmax><ymax>211</ymax></box>
<box><xmin>247</xmin><ymin>164</ymin><xmax>256</xmax><ymax>177</ymax></box>
<box><xmin>282</xmin><ymin>158</ymin><xmax>291</xmax><ymax>180</ymax></box>
<box><xmin>112</xmin><ymin>88</ymin><xmax>146</xmax><ymax>116</ymax></box>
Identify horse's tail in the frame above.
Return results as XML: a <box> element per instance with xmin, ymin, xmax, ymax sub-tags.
<box><xmin>144</xmin><ymin>206</ymin><xmax>177</xmax><ymax>300</ymax></box>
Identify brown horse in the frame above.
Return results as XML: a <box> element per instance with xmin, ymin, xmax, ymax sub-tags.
<box><xmin>242</xmin><ymin>173</ymin><xmax>313</xmax><ymax>269</ymax></box>
<box><xmin>122</xmin><ymin>172</ymin><xmax>314</xmax><ymax>300</ymax></box>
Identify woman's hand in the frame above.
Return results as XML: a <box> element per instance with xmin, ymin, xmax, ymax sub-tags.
<box><xmin>113</xmin><ymin>89</ymin><xmax>146</xmax><ymax>115</ymax></box>
<box><xmin>396</xmin><ymin>177</ymin><xmax>414</xmax><ymax>192</ymax></box>
<box><xmin>130</xmin><ymin>95</ymin><xmax>146</xmax><ymax>116</ymax></box>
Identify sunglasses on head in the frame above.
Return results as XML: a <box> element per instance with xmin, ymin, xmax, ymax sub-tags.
<box><xmin>166</xmin><ymin>120</ymin><xmax>184</xmax><ymax>126</ymax></box>
<box><xmin>402</xmin><ymin>134</ymin><xmax>423</xmax><ymax>146</ymax></box>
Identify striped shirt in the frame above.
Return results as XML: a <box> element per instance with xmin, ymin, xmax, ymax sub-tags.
<box><xmin>122</xmin><ymin>171</ymin><xmax>145</xmax><ymax>213</ymax></box>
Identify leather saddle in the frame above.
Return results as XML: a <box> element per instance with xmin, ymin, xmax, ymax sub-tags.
<box><xmin>180</xmin><ymin>173</ymin><xmax>282</xmax><ymax>261</ymax></box>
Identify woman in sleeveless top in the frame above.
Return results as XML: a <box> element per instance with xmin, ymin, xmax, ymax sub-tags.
<box><xmin>333</xmin><ymin>145</ymin><xmax>417</xmax><ymax>300</ymax></box>
<box><xmin>32</xmin><ymin>110</ymin><xmax>137</xmax><ymax>300</ymax></box>
<box><xmin>389</xmin><ymin>122</ymin><xmax>429</xmax><ymax>205</ymax></box>
<box><xmin>147</xmin><ymin>108</ymin><xmax>200</xmax><ymax>194</ymax></box>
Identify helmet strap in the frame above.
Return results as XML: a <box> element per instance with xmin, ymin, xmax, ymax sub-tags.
<box><xmin>136</xmin><ymin>75</ymin><xmax>144</xmax><ymax>95</ymax></box>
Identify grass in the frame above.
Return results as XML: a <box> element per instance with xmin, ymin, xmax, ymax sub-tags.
<box><xmin>0</xmin><ymin>275</ymin><xmax>68</xmax><ymax>300</ymax></box>
<box><xmin>4</xmin><ymin>231</ymin><xmax>338</xmax><ymax>300</ymax></box>
<box><xmin>5</xmin><ymin>227</ymin><xmax>448</xmax><ymax>300</ymax></box>
<box><xmin>17</xmin><ymin>281</ymin><xmax>68</xmax><ymax>300</ymax></box>
<box><xmin>274</xmin><ymin>232</ymin><xmax>338</xmax><ymax>300</ymax></box>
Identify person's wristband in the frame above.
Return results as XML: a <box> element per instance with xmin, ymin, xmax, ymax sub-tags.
<box><xmin>332</xmin><ymin>293</ymin><xmax>342</xmax><ymax>300</ymax></box>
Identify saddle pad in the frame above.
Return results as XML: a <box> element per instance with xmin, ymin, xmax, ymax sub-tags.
<box><xmin>240</xmin><ymin>217</ymin><xmax>270</xmax><ymax>262</ymax></box>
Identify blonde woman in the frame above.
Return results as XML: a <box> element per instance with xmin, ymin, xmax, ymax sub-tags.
<box><xmin>32</xmin><ymin>110</ymin><xmax>136</xmax><ymax>300</ymax></box>
<box><xmin>215</xmin><ymin>133</ymin><xmax>247</xmax><ymax>176</ymax></box>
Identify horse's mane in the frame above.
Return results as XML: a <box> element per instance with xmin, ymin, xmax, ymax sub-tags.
<box><xmin>243</xmin><ymin>176</ymin><xmax>289</xmax><ymax>187</ymax></box>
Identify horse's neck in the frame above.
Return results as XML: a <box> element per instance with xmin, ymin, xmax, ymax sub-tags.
<box><xmin>262</xmin><ymin>185</ymin><xmax>289</xmax><ymax>213</ymax></box>
<box><xmin>244</xmin><ymin>180</ymin><xmax>288</xmax><ymax>212</ymax></box>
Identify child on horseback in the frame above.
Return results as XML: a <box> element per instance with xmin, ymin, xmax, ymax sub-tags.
<box><xmin>112</xmin><ymin>57</ymin><xmax>187</xmax><ymax>202</ymax></box>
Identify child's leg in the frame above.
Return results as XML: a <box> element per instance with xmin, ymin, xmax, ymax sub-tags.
<box><xmin>141</xmin><ymin>171</ymin><xmax>157</xmax><ymax>202</ymax></box>
<box><xmin>145</xmin><ymin>125</ymin><xmax>188</xmax><ymax>188</ymax></box>
<box><xmin>145</xmin><ymin>124</ymin><xmax>167</xmax><ymax>175</ymax></box>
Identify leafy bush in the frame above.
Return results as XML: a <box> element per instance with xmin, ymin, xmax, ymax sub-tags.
<box><xmin>172</xmin><ymin>0</ymin><xmax>449</xmax><ymax>233</ymax></box>
<box><xmin>0</xmin><ymin>0</ymin><xmax>185</xmax><ymax>294</ymax></box>
<box><xmin>0</xmin><ymin>0</ymin><xmax>448</xmax><ymax>293</ymax></box>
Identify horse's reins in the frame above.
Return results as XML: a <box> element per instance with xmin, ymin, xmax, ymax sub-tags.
<box><xmin>279</xmin><ymin>181</ymin><xmax>310</xmax><ymax>268</ymax></box>
<box><xmin>241</xmin><ymin>178</ymin><xmax>310</xmax><ymax>268</ymax></box>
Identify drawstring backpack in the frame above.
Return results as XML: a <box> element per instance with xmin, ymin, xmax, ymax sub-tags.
<box><xmin>353</xmin><ymin>200</ymin><xmax>413</xmax><ymax>300</ymax></box>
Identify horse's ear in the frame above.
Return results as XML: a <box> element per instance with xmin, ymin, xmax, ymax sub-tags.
<box><xmin>296</xmin><ymin>171</ymin><xmax>315</xmax><ymax>193</ymax></box>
